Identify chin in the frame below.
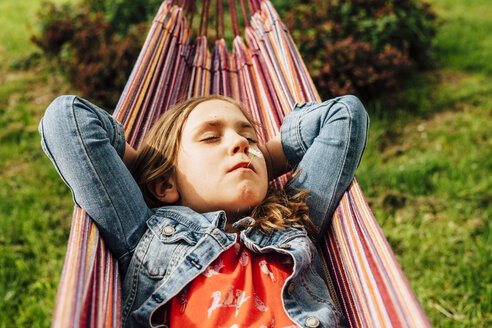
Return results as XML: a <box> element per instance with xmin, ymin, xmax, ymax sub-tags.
<box><xmin>237</xmin><ymin>185</ymin><xmax>266</xmax><ymax>207</ymax></box>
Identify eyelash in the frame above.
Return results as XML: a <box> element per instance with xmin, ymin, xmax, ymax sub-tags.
<box><xmin>201</xmin><ymin>136</ymin><xmax>258</xmax><ymax>144</ymax></box>
<box><xmin>201</xmin><ymin>136</ymin><xmax>219</xmax><ymax>142</ymax></box>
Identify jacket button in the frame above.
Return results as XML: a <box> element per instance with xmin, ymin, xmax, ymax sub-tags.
<box><xmin>287</xmin><ymin>282</ymin><xmax>295</xmax><ymax>295</ymax></box>
<box><xmin>305</xmin><ymin>316</ymin><xmax>320</xmax><ymax>327</ymax></box>
<box><xmin>162</xmin><ymin>226</ymin><xmax>175</xmax><ymax>236</ymax></box>
<box><xmin>278</xmin><ymin>243</ymin><xmax>291</xmax><ymax>249</ymax></box>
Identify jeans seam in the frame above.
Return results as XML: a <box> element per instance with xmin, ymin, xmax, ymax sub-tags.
<box><xmin>295</xmin><ymin>109</ymin><xmax>307</xmax><ymax>157</ymax></box>
<box><xmin>318</xmin><ymin>101</ymin><xmax>352</xmax><ymax>241</ymax></box>
<box><xmin>71</xmin><ymin>96</ymin><xmax>130</xmax><ymax>252</ymax></box>
<box><xmin>300</xmin><ymin>273</ymin><xmax>332</xmax><ymax>304</ymax></box>
<box><xmin>39</xmin><ymin>111</ymin><xmax>78</xmax><ymax>205</ymax></box>
<box><xmin>123</xmin><ymin>230</ymin><xmax>151</xmax><ymax>322</ymax></box>
<box><xmin>113</xmin><ymin>116</ymin><xmax>125</xmax><ymax>158</ymax></box>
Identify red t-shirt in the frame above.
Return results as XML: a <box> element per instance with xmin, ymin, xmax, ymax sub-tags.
<box><xmin>166</xmin><ymin>240</ymin><xmax>298</xmax><ymax>327</ymax></box>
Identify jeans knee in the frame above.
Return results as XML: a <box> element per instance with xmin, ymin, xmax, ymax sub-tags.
<box><xmin>339</xmin><ymin>95</ymin><xmax>369</xmax><ymax>128</ymax></box>
<box><xmin>39</xmin><ymin>95</ymin><xmax>78</xmax><ymax>141</ymax></box>
<box><xmin>337</xmin><ymin>95</ymin><xmax>369</xmax><ymax>164</ymax></box>
<box><xmin>44</xmin><ymin>95</ymin><xmax>76</xmax><ymax>121</ymax></box>
<box><xmin>51</xmin><ymin>95</ymin><xmax>76</xmax><ymax>109</ymax></box>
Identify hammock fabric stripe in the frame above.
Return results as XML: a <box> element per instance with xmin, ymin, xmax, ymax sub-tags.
<box><xmin>51</xmin><ymin>1</ymin><xmax>431</xmax><ymax>327</ymax></box>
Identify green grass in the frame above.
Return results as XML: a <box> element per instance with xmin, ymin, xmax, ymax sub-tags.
<box><xmin>356</xmin><ymin>0</ymin><xmax>492</xmax><ymax>326</ymax></box>
<box><xmin>0</xmin><ymin>73</ymin><xmax>74</xmax><ymax>326</ymax></box>
<box><xmin>0</xmin><ymin>0</ymin><xmax>491</xmax><ymax>327</ymax></box>
<box><xmin>359</xmin><ymin>90</ymin><xmax>492</xmax><ymax>326</ymax></box>
<box><xmin>0</xmin><ymin>1</ymin><xmax>75</xmax><ymax>326</ymax></box>
<box><xmin>430</xmin><ymin>0</ymin><xmax>492</xmax><ymax>74</ymax></box>
<box><xmin>0</xmin><ymin>0</ymin><xmax>69</xmax><ymax>62</ymax></box>
<box><xmin>0</xmin><ymin>2</ymin><xmax>39</xmax><ymax>59</ymax></box>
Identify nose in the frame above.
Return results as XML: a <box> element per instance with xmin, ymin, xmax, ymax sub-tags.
<box><xmin>229</xmin><ymin>133</ymin><xmax>249</xmax><ymax>156</ymax></box>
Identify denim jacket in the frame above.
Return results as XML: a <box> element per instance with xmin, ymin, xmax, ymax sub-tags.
<box><xmin>39</xmin><ymin>95</ymin><xmax>368</xmax><ymax>328</ymax></box>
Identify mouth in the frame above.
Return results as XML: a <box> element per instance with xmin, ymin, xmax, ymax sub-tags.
<box><xmin>229</xmin><ymin>162</ymin><xmax>256</xmax><ymax>173</ymax></box>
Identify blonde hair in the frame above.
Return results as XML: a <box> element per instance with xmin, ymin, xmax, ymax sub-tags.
<box><xmin>131</xmin><ymin>95</ymin><xmax>317</xmax><ymax>235</ymax></box>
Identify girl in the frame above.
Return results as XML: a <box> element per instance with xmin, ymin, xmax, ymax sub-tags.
<box><xmin>39</xmin><ymin>94</ymin><xmax>368</xmax><ymax>328</ymax></box>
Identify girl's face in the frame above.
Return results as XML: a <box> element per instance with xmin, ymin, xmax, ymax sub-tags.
<box><xmin>174</xmin><ymin>99</ymin><xmax>268</xmax><ymax>220</ymax></box>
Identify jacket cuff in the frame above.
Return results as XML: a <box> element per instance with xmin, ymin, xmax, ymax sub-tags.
<box><xmin>113</xmin><ymin>119</ymin><xmax>126</xmax><ymax>159</ymax></box>
<box><xmin>280</xmin><ymin>102</ymin><xmax>313</xmax><ymax>166</ymax></box>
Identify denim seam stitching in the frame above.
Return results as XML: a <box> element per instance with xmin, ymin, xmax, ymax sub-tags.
<box><xmin>206</xmin><ymin>229</ymin><xmax>231</xmax><ymax>249</ymax></box>
<box><xmin>71</xmin><ymin>97</ymin><xmax>130</xmax><ymax>252</ymax></box>
<box><xmin>113</xmin><ymin>115</ymin><xmax>126</xmax><ymax>158</ymax></box>
<box><xmin>318</xmin><ymin>100</ymin><xmax>353</xmax><ymax>241</ymax></box>
<box><xmin>295</xmin><ymin>109</ymin><xmax>307</xmax><ymax>157</ymax></box>
<box><xmin>277</xmin><ymin>231</ymin><xmax>308</xmax><ymax>245</ymax></box>
<box><xmin>123</xmin><ymin>230</ymin><xmax>151</xmax><ymax>322</ymax></box>
<box><xmin>147</xmin><ymin>219</ymin><xmax>198</xmax><ymax>244</ymax></box>
<box><xmin>39</xmin><ymin>118</ymin><xmax>74</xmax><ymax>200</ymax></box>
<box><xmin>156</xmin><ymin>210</ymin><xmax>204</xmax><ymax>232</ymax></box>
<box><xmin>299</xmin><ymin>272</ymin><xmax>332</xmax><ymax>304</ymax></box>
<box><xmin>144</xmin><ymin>242</ymin><xmax>186</xmax><ymax>279</ymax></box>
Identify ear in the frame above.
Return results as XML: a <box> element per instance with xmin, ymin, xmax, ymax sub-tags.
<box><xmin>147</xmin><ymin>175</ymin><xmax>179</xmax><ymax>204</ymax></box>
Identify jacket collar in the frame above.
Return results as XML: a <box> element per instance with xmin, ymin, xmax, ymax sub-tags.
<box><xmin>154</xmin><ymin>206</ymin><xmax>228</xmax><ymax>230</ymax></box>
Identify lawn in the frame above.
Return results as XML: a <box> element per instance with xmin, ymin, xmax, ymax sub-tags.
<box><xmin>0</xmin><ymin>0</ymin><xmax>490</xmax><ymax>327</ymax></box>
<box><xmin>0</xmin><ymin>1</ymin><xmax>77</xmax><ymax>327</ymax></box>
<box><xmin>356</xmin><ymin>0</ymin><xmax>492</xmax><ymax>325</ymax></box>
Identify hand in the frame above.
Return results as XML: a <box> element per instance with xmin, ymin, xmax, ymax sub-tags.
<box><xmin>123</xmin><ymin>142</ymin><xmax>138</xmax><ymax>172</ymax></box>
<box><xmin>260</xmin><ymin>134</ymin><xmax>291</xmax><ymax>180</ymax></box>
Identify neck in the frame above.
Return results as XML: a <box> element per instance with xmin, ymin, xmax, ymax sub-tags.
<box><xmin>224</xmin><ymin>222</ymin><xmax>241</xmax><ymax>233</ymax></box>
<box><xmin>224</xmin><ymin>208</ymin><xmax>251</xmax><ymax>232</ymax></box>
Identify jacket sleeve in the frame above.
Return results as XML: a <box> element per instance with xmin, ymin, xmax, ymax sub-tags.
<box><xmin>39</xmin><ymin>95</ymin><xmax>152</xmax><ymax>265</ymax></box>
<box><xmin>280</xmin><ymin>95</ymin><xmax>369</xmax><ymax>241</ymax></box>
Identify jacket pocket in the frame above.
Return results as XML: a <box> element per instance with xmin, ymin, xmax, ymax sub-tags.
<box><xmin>139</xmin><ymin>216</ymin><xmax>199</xmax><ymax>278</ymax></box>
<box><xmin>147</xmin><ymin>215</ymin><xmax>199</xmax><ymax>245</ymax></box>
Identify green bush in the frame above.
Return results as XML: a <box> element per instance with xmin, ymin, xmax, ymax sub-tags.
<box><xmin>86</xmin><ymin>0</ymin><xmax>163</xmax><ymax>35</ymax></box>
<box><xmin>31</xmin><ymin>0</ymin><xmax>436</xmax><ymax>107</ymax></box>
<box><xmin>284</xmin><ymin>0</ymin><xmax>436</xmax><ymax>101</ymax></box>
<box><xmin>31</xmin><ymin>2</ymin><xmax>147</xmax><ymax>108</ymax></box>
<box><xmin>30</xmin><ymin>2</ymin><xmax>77</xmax><ymax>56</ymax></box>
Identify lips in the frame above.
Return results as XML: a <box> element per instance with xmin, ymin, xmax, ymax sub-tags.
<box><xmin>229</xmin><ymin>161</ymin><xmax>255</xmax><ymax>173</ymax></box>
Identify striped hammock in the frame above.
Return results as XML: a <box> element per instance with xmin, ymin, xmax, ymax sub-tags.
<box><xmin>52</xmin><ymin>0</ymin><xmax>431</xmax><ymax>327</ymax></box>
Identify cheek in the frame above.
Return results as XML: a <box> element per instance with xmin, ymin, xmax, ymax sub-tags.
<box><xmin>176</xmin><ymin>149</ymin><xmax>217</xmax><ymax>183</ymax></box>
<box><xmin>258</xmin><ymin>158</ymin><xmax>269</xmax><ymax>181</ymax></box>
<box><xmin>255</xmin><ymin>159</ymin><xmax>269</xmax><ymax>197</ymax></box>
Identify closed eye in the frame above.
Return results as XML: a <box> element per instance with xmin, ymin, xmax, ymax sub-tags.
<box><xmin>201</xmin><ymin>136</ymin><xmax>220</xmax><ymax>142</ymax></box>
<box><xmin>247</xmin><ymin>138</ymin><xmax>258</xmax><ymax>144</ymax></box>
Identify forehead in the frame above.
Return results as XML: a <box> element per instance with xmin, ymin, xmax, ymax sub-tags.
<box><xmin>184</xmin><ymin>99</ymin><xmax>251</xmax><ymax>130</ymax></box>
